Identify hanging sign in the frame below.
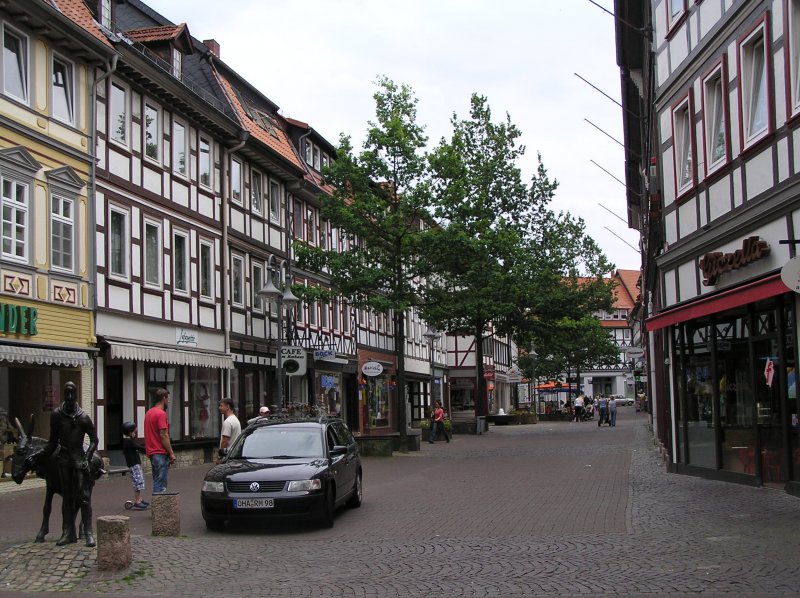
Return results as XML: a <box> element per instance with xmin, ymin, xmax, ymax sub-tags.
<box><xmin>281</xmin><ymin>346</ymin><xmax>307</xmax><ymax>376</ymax></box>
<box><xmin>781</xmin><ymin>256</ymin><xmax>800</xmax><ymax>293</ymax></box>
<box><xmin>361</xmin><ymin>361</ymin><xmax>383</xmax><ymax>377</ymax></box>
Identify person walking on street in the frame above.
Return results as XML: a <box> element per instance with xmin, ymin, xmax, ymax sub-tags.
<box><xmin>217</xmin><ymin>397</ymin><xmax>241</xmax><ymax>461</ymax></box>
<box><xmin>597</xmin><ymin>395</ymin><xmax>608</xmax><ymax>427</ymax></box>
<box><xmin>429</xmin><ymin>400</ymin><xmax>450</xmax><ymax>443</ymax></box>
<box><xmin>608</xmin><ymin>395</ymin><xmax>618</xmax><ymax>427</ymax></box>
<box><xmin>144</xmin><ymin>388</ymin><xmax>176</xmax><ymax>493</ymax></box>
<box><xmin>247</xmin><ymin>405</ymin><xmax>270</xmax><ymax>425</ymax></box>
<box><xmin>573</xmin><ymin>394</ymin><xmax>585</xmax><ymax>422</ymax></box>
<box><xmin>121</xmin><ymin>421</ymin><xmax>148</xmax><ymax>509</ymax></box>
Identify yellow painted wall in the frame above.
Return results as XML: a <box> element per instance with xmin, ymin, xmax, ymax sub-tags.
<box><xmin>0</xmin><ymin>298</ymin><xmax>94</xmax><ymax>348</ymax></box>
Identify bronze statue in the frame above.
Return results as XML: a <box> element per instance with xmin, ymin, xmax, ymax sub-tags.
<box><xmin>40</xmin><ymin>381</ymin><xmax>100</xmax><ymax>547</ymax></box>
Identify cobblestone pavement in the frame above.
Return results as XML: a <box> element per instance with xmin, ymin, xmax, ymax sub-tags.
<box><xmin>0</xmin><ymin>409</ymin><xmax>798</xmax><ymax>597</ymax></box>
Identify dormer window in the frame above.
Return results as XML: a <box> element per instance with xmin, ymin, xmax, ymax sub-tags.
<box><xmin>99</xmin><ymin>0</ymin><xmax>112</xmax><ymax>29</ymax></box>
<box><xmin>172</xmin><ymin>47</ymin><xmax>182</xmax><ymax>79</ymax></box>
<box><xmin>305</xmin><ymin>141</ymin><xmax>312</xmax><ymax>164</ymax></box>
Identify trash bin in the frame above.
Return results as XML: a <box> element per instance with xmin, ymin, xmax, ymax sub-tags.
<box><xmin>476</xmin><ymin>416</ymin><xmax>486</xmax><ymax>435</ymax></box>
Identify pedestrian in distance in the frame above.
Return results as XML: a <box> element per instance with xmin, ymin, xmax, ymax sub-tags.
<box><xmin>596</xmin><ymin>395</ymin><xmax>609</xmax><ymax>427</ymax></box>
<box><xmin>217</xmin><ymin>397</ymin><xmax>241</xmax><ymax>462</ymax></box>
<box><xmin>121</xmin><ymin>421</ymin><xmax>148</xmax><ymax>509</ymax></box>
<box><xmin>608</xmin><ymin>395</ymin><xmax>618</xmax><ymax>427</ymax></box>
<box><xmin>428</xmin><ymin>400</ymin><xmax>450</xmax><ymax>443</ymax></box>
<box><xmin>247</xmin><ymin>405</ymin><xmax>270</xmax><ymax>425</ymax></box>
<box><xmin>573</xmin><ymin>394</ymin><xmax>585</xmax><ymax>422</ymax></box>
<box><xmin>144</xmin><ymin>388</ymin><xmax>176</xmax><ymax>493</ymax></box>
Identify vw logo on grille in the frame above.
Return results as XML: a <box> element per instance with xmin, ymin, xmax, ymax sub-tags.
<box><xmin>249</xmin><ymin>482</ymin><xmax>260</xmax><ymax>492</ymax></box>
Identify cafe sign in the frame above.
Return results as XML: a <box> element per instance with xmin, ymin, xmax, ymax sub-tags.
<box><xmin>0</xmin><ymin>302</ymin><xmax>38</xmax><ymax>336</ymax></box>
<box><xmin>699</xmin><ymin>236</ymin><xmax>769</xmax><ymax>286</ymax></box>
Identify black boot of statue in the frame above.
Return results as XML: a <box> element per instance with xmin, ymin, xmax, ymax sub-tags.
<box><xmin>55</xmin><ymin>526</ymin><xmax>78</xmax><ymax>546</ymax></box>
<box><xmin>84</xmin><ymin>530</ymin><xmax>96</xmax><ymax>548</ymax></box>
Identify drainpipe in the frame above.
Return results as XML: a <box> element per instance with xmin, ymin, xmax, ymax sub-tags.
<box><xmin>89</xmin><ymin>54</ymin><xmax>117</xmax><ymax>435</ymax></box>
<box><xmin>222</xmin><ymin>131</ymin><xmax>249</xmax><ymax>397</ymax></box>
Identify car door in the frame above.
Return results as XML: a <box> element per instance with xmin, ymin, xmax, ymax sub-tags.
<box><xmin>330</xmin><ymin>422</ymin><xmax>356</xmax><ymax>498</ymax></box>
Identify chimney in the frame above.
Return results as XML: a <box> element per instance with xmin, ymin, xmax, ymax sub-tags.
<box><xmin>203</xmin><ymin>39</ymin><xmax>220</xmax><ymax>58</ymax></box>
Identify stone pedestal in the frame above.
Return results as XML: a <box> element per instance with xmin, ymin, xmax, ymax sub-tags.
<box><xmin>151</xmin><ymin>491</ymin><xmax>180</xmax><ymax>536</ymax></box>
<box><xmin>96</xmin><ymin>515</ymin><xmax>131</xmax><ymax>571</ymax></box>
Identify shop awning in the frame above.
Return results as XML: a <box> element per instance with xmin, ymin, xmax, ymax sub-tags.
<box><xmin>646</xmin><ymin>273</ymin><xmax>790</xmax><ymax>331</ymax></box>
<box><xmin>0</xmin><ymin>346</ymin><xmax>93</xmax><ymax>367</ymax></box>
<box><xmin>107</xmin><ymin>341</ymin><xmax>234</xmax><ymax>369</ymax></box>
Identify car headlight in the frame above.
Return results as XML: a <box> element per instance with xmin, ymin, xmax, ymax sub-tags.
<box><xmin>202</xmin><ymin>480</ymin><xmax>224</xmax><ymax>493</ymax></box>
<box><xmin>287</xmin><ymin>479</ymin><xmax>322</xmax><ymax>492</ymax></box>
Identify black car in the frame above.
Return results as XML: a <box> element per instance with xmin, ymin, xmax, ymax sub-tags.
<box><xmin>201</xmin><ymin>417</ymin><xmax>362</xmax><ymax>530</ymax></box>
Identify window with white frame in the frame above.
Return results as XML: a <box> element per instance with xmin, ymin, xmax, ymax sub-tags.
<box><xmin>172</xmin><ymin>47</ymin><xmax>182</xmax><ymax>80</ymax></box>
<box><xmin>173</xmin><ymin>230</ymin><xmax>188</xmax><ymax>293</ymax></box>
<box><xmin>702</xmin><ymin>64</ymin><xmax>727</xmax><ymax>174</ymax></box>
<box><xmin>51</xmin><ymin>195</ymin><xmax>74</xmax><ymax>271</ymax></box>
<box><xmin>313</xmin><ymin>146</ymin><xmax>321</xmax><ymax>171</ymax></box>
<box><xmin>99</xmin><ymin>0</ymin><xmax>112</xmax><ymax>29</ymax></box>
<box><xmin>669</xmin><ymin>0</ymin><xmax>685</xmax><ymax>26</ymax></box>
<box><xmin>304</xmin><ymin>141</ymin><xmax>313</xmax><ymax>164</ymax></box>
<box><xmin>332</xmin><ymin>299</ymin><xmax>339</xmax><ymax>330</ymax></box>
<box><xmin>173</xmin><ymin>120</ymin><xmax>187</xmax><ymax>176</ymax></box>
<box><xmin>672</xmin><ymin>95</ymin><xmax>694</xmax><ymax>194</ymax></box>
<box><xmin>306</xmin><ymin>205</ymin><xmax>316</xmax><ymax>244</ymax></box>
<box><xmin>109</xmin><ymin>206</ymin><xmax>128</xmax><ymax>278</ymax></box>
<box><xmin>231</xmin><ymin>158</ymin><xmax>242</xmax><ymax>204</ymax></box>
<box><xmin>790</xmin><ymin>0</ymin><xmax>800</xmax><ymax>116</ymax></box>
<box><xmin>252</xmin><ymin>262</ymin><xmax>264</xmax><ymax>312</ymax></box>
<box><xmin>309</xmin><ymin>298</ymin><xmax>317</xmax><ymax>326</ymax></box>
<box><xmin>110</xmin><ymin>82</ymin><xmax>127</xmax><ymax>144</ymax></box>
<box><xmin>320</xmin><ymin>301</ymin><xmax>328</xmax><ymax>329</ymax></box>
<box><xmin>3</xmin><ymin>27</ymin><xmax>28</xmax><ymax>102</ymax></box>
<box><xmin>52</xmin><ymin>56</ymin><xmax>74</xmax><ymax>125</ymax></box>
<box><xmin>269</xmin><ymin>180</ymin><xmax>280</xmax><ymax>221</ymax></box>
<box><xmin>199</xmin><ymin>240</ymin><xmax>214</xmax><ymax>299</ymax></box>
<box><xmin>1</xmin><ymin>176</ymin><xmax>28</xmax><ymax>262</ymax></box>
<box><xmin>342</xmin><ymin>302</ymin><xmax>350</xmax><ymax>333</ymax></box>
<box><xmin>293</xmin><ymin>199</ymin><xmax>303</xmax><ymax>239</ymax></box>
<box><xmin>144</xmin><ymin>103</ymin><xmax>160</xmax><ymax>161</ymax></box>
<box><xmin>231</xmin><ymin>254</ymin><xmax>244</xmax><ymax>306</ymax></box>
<box><xmin>199</xmin><ymin>136</ymin><xmax>212</xmax><ymax>187</ymax></box>
<box><xmin>296</xmin><ymin>298</ymin><xmax>305</xmax><ymax>325</ymax></box>
<box><xmin>739</xmin><ymin>21</ymin><xmax>770</xmax><ymax>148</ymax></box>
<box><xmin>251</xmin><ymin>171</ymin><xmax>263</xmax><ymax>216</ymax></box>
<box><xmin>144</xmin><ymin>221</ymin><xmax>162</xmax><ymax>286</ymax></box>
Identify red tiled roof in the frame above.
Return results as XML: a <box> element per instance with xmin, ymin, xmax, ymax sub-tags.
<box><xmin>126</xmin><ymin>23</ymin><xmax>187</xmax><ymax>44</ymax></box>
<box><xmin>50</xmin><ymin>0</ymin><xmax>113</xmax><ymax>48</ymax></box>
<box><xmin>614</xmin><ymin>269</ymin><xmax>641</xmax><ymax>309</ymax></box>
<box><xmin>214</xmin><ymin>70</ymin><xmax>305</xmax><ymax>172</ymax></box>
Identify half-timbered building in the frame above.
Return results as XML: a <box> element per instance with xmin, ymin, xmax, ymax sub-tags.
<box><xmin>0</xmin><ymin>0</ymin><xmax>113</xmax><ymax>437</ymax></box>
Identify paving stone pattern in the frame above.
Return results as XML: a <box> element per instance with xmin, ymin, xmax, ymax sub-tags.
<box><xmin>0</xmin><ymin>410</ymin><xmax>798</xmax><ymax>597</ymax></box>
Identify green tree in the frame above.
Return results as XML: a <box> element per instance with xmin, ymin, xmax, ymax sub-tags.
<box><xmin>421</xmin><ymin>94</ymin><xmax>614</xmax><ymax>416</ymax></box>
<box><xmin>294</xmin><ymin>77</ymin><xmax>430</xmax><ymax>444</ymax></box>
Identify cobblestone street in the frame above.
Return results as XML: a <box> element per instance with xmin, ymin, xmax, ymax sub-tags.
<box><xmin>1</xmin><ymin>409</ymin><xmax>798</xmax><ymax>597</ymax></box>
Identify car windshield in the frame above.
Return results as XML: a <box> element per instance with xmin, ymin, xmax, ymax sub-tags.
<box><xmin>233</xmin><ymin>427</ymin><xmax>324</xmax><ymax>459</ymax></box>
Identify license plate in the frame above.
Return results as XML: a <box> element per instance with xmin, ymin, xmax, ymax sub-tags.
<box><xmin>233</xmin><ymin>498</ymin><xmax>274</xmax><ymax>509</ymax></box>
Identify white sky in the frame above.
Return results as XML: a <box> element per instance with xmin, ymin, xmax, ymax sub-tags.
<box><xmin>148</xmin><ymin>0</ymin><xmax>641</xmax><ymax>272</ymax></box>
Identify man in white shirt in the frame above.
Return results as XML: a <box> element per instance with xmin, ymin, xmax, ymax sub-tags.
<box><xmin>217</xmin><ymin>397</ymin><xmax>241</xmax><ymax>461</ymax></box>
<box><xmin>573</xmin><ymin>394</ymin><xmax>585</xmax><ymax>422</ymax></box>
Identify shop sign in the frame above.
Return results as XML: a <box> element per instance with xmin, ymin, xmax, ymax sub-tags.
<box><xmin>698</xmin><ymin>236</ymin><xmax>769</xmax><ymax>286</ymax></box>
<box><xmin>0</xmin><ymin>302</ymin><xmax>38</xmax><ymax>336</ymax></box>
<box><xmin>361</xmin><ymin>361</ymin><xmax>383</xmax><ymax>377</ymax></box>
<box><xmin>314</xmin><ymin>349</ymin><xmax>336</xmax><ymax>360</ymax></box>
<box><xmin>176</xmin><ymin>328</ymin><xmax>198</xmax><ymax>347</ymax></box>
<box><xmin>280</xmin><ymin>346</ymin><xmax>307</xmax><ymax>376</ymax></box>
<box><xmin>780</xmin><ymin>256</ymin><xmax>800</xmax><ymax>293</ymax></box>
<box><xmin>507</xmin><ymin>368</ymin><xmax>522</xmax><ymax>383</ymax></box>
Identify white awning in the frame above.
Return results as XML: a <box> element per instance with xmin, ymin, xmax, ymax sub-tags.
<box><xmin>0</xmin><ymin>346</ymin><xmax>93</xmax><ymax>367</ymax></box>
<box><xmin>107</xmin><ymin>341</ymin><xmax>234</xmax><ymax>369</ymax></box>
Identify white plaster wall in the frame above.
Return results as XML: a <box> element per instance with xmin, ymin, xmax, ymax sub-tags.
<box><xmin>708</xmin><ymin>176</ymin><xmax>731</xmax><ymax>222</ymax></box>
<box><xmin>663</xmin><ymin>268</ymin><xmax>677</xmax><ymax>307</ymax></box>
<box><xmin>744</xmin><ymin>148</ymin><xmax>774</xmax><ymax>200</ymax></box>
<box><xmin>778</xmin><ymin>137</ymin><xmax>790</xmax><ymax>183</ymax></box>
<box><xmin>677</xmin><ymin>259</ymin><xmax>699</xmax><ymax>302</ymax></box>
<box><xmin>665</xmin><ymin>209</ymin><xmax>679</xmax><ymax>246</ymax></box>
<box><xmin>108</xmin><ymin>285</ymin><xmax>129</xmax><ymax>311</ymax></box>
<box><xmin>678</xmin><ymin>198</ymin><xmax>699</xmax><ymax>238</ymax></box>
<box><xmin>732</xmin><ymin>166</ymin><xmax>744</xmax><ymax>208</ymax></box>
<box><xmin>199</xmin><ymin>305</ymin><xmax>216</xmax><ymax>328</ymax></box>
<box><xmin>143</xmin><ymin>166</ymin><xmax>161</xmax><ymax>195</ymax></box>
<box><xmin>108</xmin><ymin>148</ymin><xmax>129</xmax><ymax>180</ymax></box>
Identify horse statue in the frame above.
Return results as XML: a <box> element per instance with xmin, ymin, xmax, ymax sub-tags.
<box><xmin>10</xmin><ymin>416</ymin><xmax>104</xmax><ymax>544</ymax></box>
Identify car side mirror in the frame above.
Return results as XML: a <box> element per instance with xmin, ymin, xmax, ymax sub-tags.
<box><xmin>330</xmin><ymin>445</ymin><xmax>347</xmax><ymax>456</ymax></box>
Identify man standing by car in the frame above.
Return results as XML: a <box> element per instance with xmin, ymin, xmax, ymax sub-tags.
<box><xmin>144</xmin><ymin>388</ymin><xmax>176</xmax><ymax>492</ymax></box>
<box><xmin>218</xmin><ymin>398</ymin><xmax>241</xmax><ymax>460</ymax></box>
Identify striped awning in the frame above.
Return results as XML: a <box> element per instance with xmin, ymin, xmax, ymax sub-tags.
<box><xmin>106</xmin><ymin>341</ymin><xmax>234</xmax><ymax>369</ymax></box>
<box><xmin>0</xmin><ymin>346</ymin><xmax>93</xmax><ymax>367</ymax></box>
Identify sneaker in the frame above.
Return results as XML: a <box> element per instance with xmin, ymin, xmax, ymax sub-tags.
<box><xmin>140</xmin><ymin>501</ymin><xmax>150</xmax><ymax>506</ymax></box>
<box><xmin>132</xmin><ymin>502</ymin><xmax>148</xmax><ymax>510</ymax></box>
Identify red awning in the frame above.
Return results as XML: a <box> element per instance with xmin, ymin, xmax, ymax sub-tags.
<box><xmin>646</xmin><ymin>273</ymin><xmax>790</xmax><ymax>331</ymax></box>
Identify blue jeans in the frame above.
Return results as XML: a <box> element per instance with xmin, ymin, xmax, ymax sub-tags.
<box><xmin>610</xmin><ymin>409</ymin><xmax>617</xmax><ymax>427</ymax></box>
<box><xmin>150</xmin><ymin>454</ymin><xmax>169</xmax><ymax>493</ymax></box>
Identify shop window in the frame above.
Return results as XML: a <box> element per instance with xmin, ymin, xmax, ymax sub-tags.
<box><xmin>189</xmin><ymin>366</ymin><xmax>220</xmax><ymax>440</ymax></box>
<box><xmin>146</xmin><ymin>365</ymin><xmax>180</xmax><ymax>442</ymax></box>
<box><xmin>51</xmin><ymin>195</ymin><xmax>74</xmax><ymax>272</ymax></box>
<box><xmin>364</xmin><ymin>375</ymin><xmax>391</xmax><ymax>428</ymax></box>
<box><xmin>52</xmin><ymin>55</ymin><xmax>74</xmax><ymax>125</ymax></box>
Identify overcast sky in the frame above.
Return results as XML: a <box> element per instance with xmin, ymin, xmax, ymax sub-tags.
<box><xmin>148</xmin><ymin>0</ymin><xmax>640</xmax><ymax>272</ymax></box>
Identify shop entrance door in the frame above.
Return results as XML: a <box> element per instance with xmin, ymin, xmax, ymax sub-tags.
<box><xmin>104</xmin><ymin>366</ymin><xmax>123</xmax><ymax>450</ymax></box>
<box><xmin>753</xmin><ymin>337</ymin><xmax>785</xmax><ymax>484</ymax></box>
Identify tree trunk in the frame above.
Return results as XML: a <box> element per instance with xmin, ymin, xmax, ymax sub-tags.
<box><xmin>394</xmin><ymin>275</ymin><xmax>407</xmax><ymax>448</ymax></box>
<box><xmin>475</xmin><ymin>319</ymin><xmax>488</xmax><ymax>417</ymax></box>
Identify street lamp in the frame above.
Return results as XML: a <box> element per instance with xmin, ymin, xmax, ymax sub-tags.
<box><xmin>528</xmin><ymin>343</ymin><xmax>538</xmax><ymax>415</ymax></box>
<box><xmin>258</xmin><ymin>273</ymin><xmax>298</xmax><ymax>410</ymax></box>
<box><xmin>423</xmin><ymin>326</ymin><xmax>441</xmax><ymax>415</ymax></box>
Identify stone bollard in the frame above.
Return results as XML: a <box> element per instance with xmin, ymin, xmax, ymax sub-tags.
<box><xmin>96</xmin><ymin>515</ymin><xmax>131</xmax><ymax>571</ymax></box>
<box><xmin>151</xmin><ymin>491</ymin><xmax>180</xmax><ymax>536</ymax></box>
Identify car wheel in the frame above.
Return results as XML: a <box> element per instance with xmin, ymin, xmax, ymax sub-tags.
<box><xmin>318</xmin><ymin>485</ymin><xmax>336</xmax><ymax>528</ymax></box>
<box><xmin>346</xmin><ymin>470</ymin><xmax>362</xmax><ymax>509</ymax></box>
<box><xmin>204</xmin><ymin>517</ymin><xmax>224</xmax><ymax>532</ymax></box>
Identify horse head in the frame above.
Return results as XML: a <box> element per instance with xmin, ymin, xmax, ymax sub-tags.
<box><xmin>10</xmin><ymin>416</ymin><xmax>41</xmax><ymax>484</ymax></box>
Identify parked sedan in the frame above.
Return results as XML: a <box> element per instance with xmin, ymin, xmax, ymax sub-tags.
<box><xmin>201</xmin><ymin>417</ymin><xmax>362</xmax><ymax>530</ymax></box>
<box><xmin>612</xmin><ymin>395</ymin><xmax>635</xmax><ymax>406</ymax></box>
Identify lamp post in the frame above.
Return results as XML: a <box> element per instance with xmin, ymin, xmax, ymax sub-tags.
<box><xmin>423</xmin><ymin>326</ymin><xmax>441</xmax><ymax>415</ymax></box>
<box><xmin>528</xmin><ymin>343</ymin><xmax>538</xmax><ymax>415</ymax></box>
<box><xmin>258</xmin><ymin>274</ymin><xmax>298</xmax><ymax>410</ymax></box>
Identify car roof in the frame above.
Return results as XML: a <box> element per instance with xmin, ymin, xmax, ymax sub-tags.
<box><xmin>247</xmin><ymin>416</ymin><xmax>342</xmax><ymax>430</ymax></box>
